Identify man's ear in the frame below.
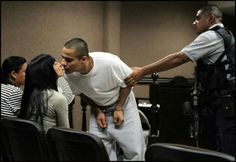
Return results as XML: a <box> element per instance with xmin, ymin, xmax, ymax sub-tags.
<box><xmin>209</xmin><ymin>14</ymin><xmax>216</xmax><ymax>24</ymax></box>
<box><xmin>81</xmin><ymin>56</ymin><xmax>88</xmax><ymax>61</ymax></box>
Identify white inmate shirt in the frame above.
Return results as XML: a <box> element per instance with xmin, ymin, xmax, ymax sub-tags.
<box><xmin>64</xmin><ymin>52</ymin><xmax>132</xmax><ymax>106</ymax></box>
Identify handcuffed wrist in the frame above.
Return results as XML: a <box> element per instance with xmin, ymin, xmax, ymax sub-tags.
<box><xmin>114</xmin><ymin>108</ymin><xmax>122</xmax><ymax>111</ymax></box>
<box><xmin>98</xmin><ymin>108</ymin><xmax>106</xmax><ymax>113</ymax></box>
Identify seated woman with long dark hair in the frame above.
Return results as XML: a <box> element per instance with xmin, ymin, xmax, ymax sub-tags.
<box><xmin>18</xmin><ymin>54</ymin><xmax>70</xmax><ymax>132</ymax></box>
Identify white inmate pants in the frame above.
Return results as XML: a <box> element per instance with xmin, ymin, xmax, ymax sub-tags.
<box><xmin>89</xmin><ymin>92</ymin><xmax>146</xmax><ymax>161</ymax></box>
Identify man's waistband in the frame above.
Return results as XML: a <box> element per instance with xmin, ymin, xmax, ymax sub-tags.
<box><xmin>97</xmin><ymin>101</ymin><xmax>118</xmax><ymax>112</ymax></box>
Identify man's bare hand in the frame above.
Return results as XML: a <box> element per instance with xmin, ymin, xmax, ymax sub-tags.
<box><xmin>113</xmin><ymin>109</ymin><xmax>124</xmax><ymax>128</ymax></box>
<box><xmin>97</xmin><ymin>112</ymin><xmax>107</xmax><ymax>128</ymax></box>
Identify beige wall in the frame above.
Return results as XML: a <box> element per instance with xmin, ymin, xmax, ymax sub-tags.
<box><xmin>120</xmin><ymin>1</ymin><xmax>205</xmax><ymax>98</ymax></box>
<box><xmin>2</xmin><ymin>1</ymin><xmax>234</xmax><ymax>130</ymax></box>
<box><xmin>1</xmin><ymin>1</ymin><xmax>105</xmax><ymax>61</ymax></box>
<box><xmin>120</xmin><ymin>1</ymin><xmax>205</xmax><ymax>78</ymax></box>
<box><xmin>1</xmin><ymin>1</ymin><xmax>121</xmax><ymax>130</ymax></box>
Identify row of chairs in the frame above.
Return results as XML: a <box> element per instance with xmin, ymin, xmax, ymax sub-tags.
<box><xmin>1</xmin><ymin>117</ymin><xmax>235</xmax><ymax>161</ymax></box>
<box><xmin>1</xmin><ymin>117</ymin><xmax>109</xmax><ymax>161</ymax></box>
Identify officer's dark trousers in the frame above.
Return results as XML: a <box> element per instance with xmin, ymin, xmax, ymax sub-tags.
<box><xmin>199</xmin><ymin>106</ymin><xmax>235</xmax><ymax>156</ymax></box>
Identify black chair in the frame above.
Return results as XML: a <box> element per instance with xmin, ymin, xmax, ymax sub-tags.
<box><xmin>1</xmin><ymin>117</ymin><xmax>49</xmax><ymax>161</ymax></box>
<box><xmin>145</xmin><ymin>143</ymin><xmax>235</xmax><ymax>161</ymax></box>
<box><xmin>1</xmin><ymin>117</ymin><xmax>13</xmax><ymax>161</ymax></box>
<box><xmin>47</xmin><ymin>127</ymin><xmax>110</xmax><ymax>161</ymax></box>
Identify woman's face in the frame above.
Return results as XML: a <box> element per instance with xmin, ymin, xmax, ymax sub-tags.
<box><xmin>53</xmin><ymin>61</ymin><xmax>65</xmax><ymax>77</ymax></box>
<box><xmin>14</xmin><ymin>63</ymin><xmax>27</xmax><ymax>86</ymax></box>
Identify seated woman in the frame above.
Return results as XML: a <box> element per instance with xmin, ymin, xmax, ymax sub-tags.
<box><xmin>18</xmin><ymin>54</ymin><xmax>70</xmax><ymax>132</ymax></box>
<box><xmin>1</xmin><ymin>56</ymin><xmax>27</xmax><ymax>118</ymax></box>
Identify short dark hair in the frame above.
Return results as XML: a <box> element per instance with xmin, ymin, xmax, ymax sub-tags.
<box><xmin>64</xmin><ymin>38</ymin><xmax>89</xmax><ymax>59</ymax></box>
<box><xmin>1</xmin><ymin>56</ymin><xmax>26</xmax><ymax>84</ymax></box>
<box><xmin>199</xmin><ymin>4</ymin><xmax>223</xmax><ymax>22</ymax></box>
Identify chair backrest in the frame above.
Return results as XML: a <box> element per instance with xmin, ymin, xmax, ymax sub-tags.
<box><xmin>138</xmin><ymin>110</ymin><xmax>151</xmax><ymax>145</ymax></box>
<box><xmin>47</xmin><ymin>127</ymin><xmax>110</xmax><ymax>161</ymax></box>
<box><xmin>145</xmin><ymin>143</ymin><xmax>235</xmax><ymax>161</ymax></box>
<box><xmin>1</xmin><ymin>117</ymin><xmax>13</xmax><ymax>161</ymax></box>
<box><xmin>1</xmin><ymin>117</ymin><xmax>49</xmax><ymax>161</ymax></box>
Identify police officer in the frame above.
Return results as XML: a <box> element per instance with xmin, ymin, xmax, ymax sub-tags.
<box><xmin>125</xmin><ymin>4</ymin><xmax>235</xmax><ymax>156</ymax></box>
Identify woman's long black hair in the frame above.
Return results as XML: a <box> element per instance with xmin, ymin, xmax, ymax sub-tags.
<box><xmin>18</xmin><ymin>54</ymin><xmax>58</xmax><ymax>127</ymax></box>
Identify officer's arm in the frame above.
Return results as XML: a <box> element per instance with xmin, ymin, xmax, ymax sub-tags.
<box><xmin>142</xmin><ymin>52</ymin><xmax>191</xmax><ymax>76</ymax></box>
<box><xmin>125</xmin><ymin>52</ymin><xmax>191</xmax><ymax>86</ymax></box>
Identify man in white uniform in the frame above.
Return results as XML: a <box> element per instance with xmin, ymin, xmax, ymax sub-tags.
<box><xmin>60</xmin><ymin>38</ymin><xmax>146</xmax><ymax>161</ymax></box>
